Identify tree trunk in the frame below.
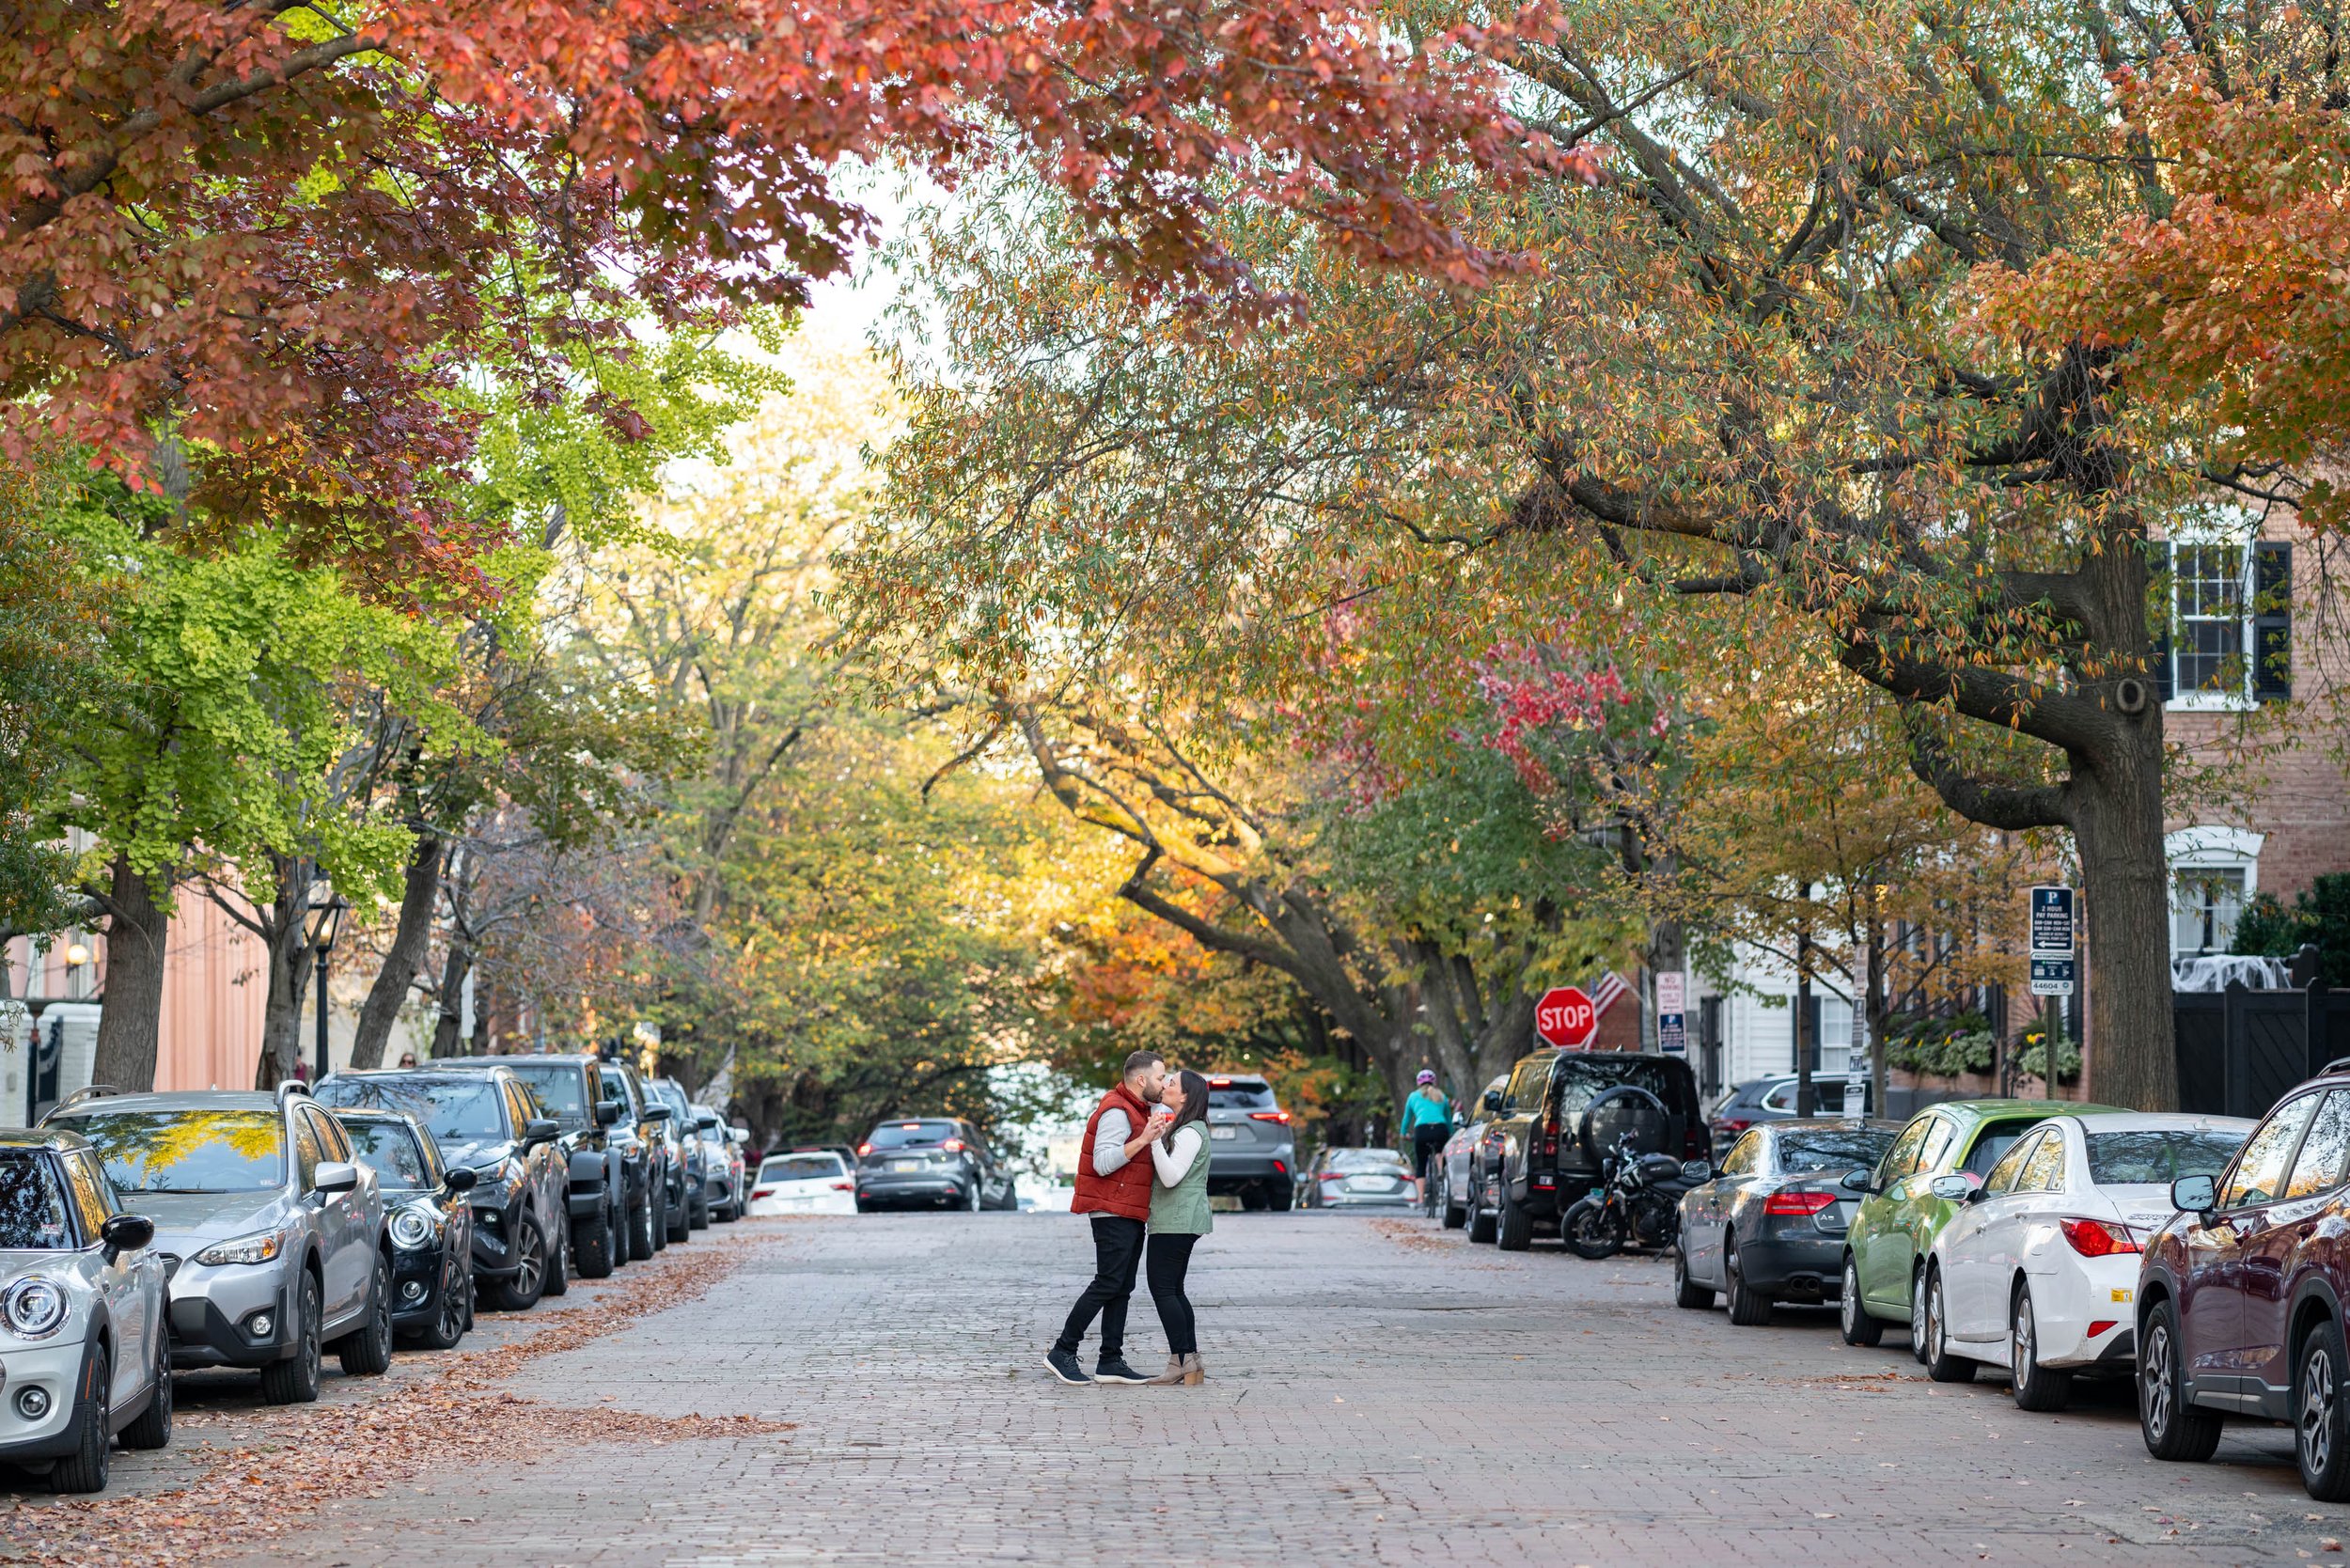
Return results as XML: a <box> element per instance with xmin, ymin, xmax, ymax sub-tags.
<box><xmin>429</xmin><ymin>938</ymin><xmax>471</xmax><ymax>1058</ymax></box>
<box><xmin>253</xmin><ymin>926</ymin><xmax>312</xmax><ymax>1089</ymax></box>
<box><xmin>2075</xmin><ymin>734</ymin><xmax>2175</xmax><ymax>1107</ymax></box>
<box><xmin>350</xmin><ymin>837</ymin><xmax>443</xmax><ymax>1069</ymax></box>
<box><xmin>90</xmin><ymin>856</ymin><xmax>170</xmax><ymax>1091</ymax></box>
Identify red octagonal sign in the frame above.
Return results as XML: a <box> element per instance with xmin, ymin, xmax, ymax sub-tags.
<box><xmin>1535</xmin><ymin>986</ymin><xmax>1597</xmax><ymax>1048</ymax></box>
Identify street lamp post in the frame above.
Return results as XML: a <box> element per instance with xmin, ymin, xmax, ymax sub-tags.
<box><xmin>306</xmin><ymin>888</ymin><xmax>347</xmax><ymax>1086</ymax></box>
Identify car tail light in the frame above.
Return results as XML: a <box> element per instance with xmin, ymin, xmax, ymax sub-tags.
<box><xmin>1717</xmin><ymin>1118</ymin><xmax>1753</xmax><ymax>1137</ymax></box>
<box><xmin>1249</xmin><ymin>1111</ymin><xmax>1291</xmax><ymax>1124</ymax></box>
<box><xmin>856</xmin><ymin>1142</ymin><xmax>872</xmax><ymax>1157</ymax></box>
<box><xmin>2087</xmin><ymin>1320</ymin><xmax>2120</xmax><ymax>1339</ymax></box>
<box><xmin>1763</xmin><ymin>1190</ymin><xmax>1839</xmax><ymax>1216</ymax></box>
<box><xmin>942</xmin><ymin>1138</ymin><xmax>965</xmax><ymax>1152</ymax></box>
<box><xmin>1684</xmin><ymin>1123</ymin><xmax>1709</xmax><ymax>1159</ymax></box>
<box><xmin>751</xmin><ymin>1188</ymin><xmax>774</xmax><ymax>1200</ymax></box>
<box><xmin>1273</xmin><ymin>1159</ymin><xmax>1287</xmax><ymax>1175</ymax></box>
<box><xmin>2060</xmin><ymin>1217</ymin><xmax>2140</xmax><ymax>1258</ymax></box>
<box><xmin>829</xmin><ymin>1181</ymin><xmax>853</xmax><ymax>1191</ymax></box>
<box><xmin>1210</xmin><ymin>1077</ymin><xmax>1232</xmax><ymax>1088</ymax></box>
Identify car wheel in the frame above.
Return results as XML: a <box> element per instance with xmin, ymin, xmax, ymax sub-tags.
<box><xmin>575</xmin><ymin>1194</ymin><xmax>617</xmax><ymax>1279</ymax></box>
<box><xmin>1839</xmin><ymin>1254</ymin><xmax>1884</xmax><ymax>1347</ymax></box>
<box><xmin>1919</xmin><ymin>1267</ymin><xmax>1973</xmax><ymax>1383</ymax></box>
<box><xmin>1268</xmin><ymin>1181</ymin><xmax>1293</xmax><ymax>1213</ymax></box>
<box><xmin>1672</xmin><ymin>1246</ymin><xmax>1715</xmax><ymax>1309</ymax></box>
<box><xmin>2010</xmin><ymin>1283</ymin><xmax>2073</xmax><ymax>1413</ymax></box>
<box><xmin>492</xmin><ymin>1212</ymin><xmax>549</xmax><ymax>1311</ymax></box>
<box><xmin>413</xmin><ymin>1260</ymin><xmax>468</xmax><ymax>1351</ymax></box>
<box><xmin>1724</xmin><ymin>1242</ymin><xmax>1772</xmax><ymax>1325</ymax></box>
<box><xmin>46</xmin><ymin>1342</ymin><xmax>110</xmax><ymax>1493</ymax></box>
<box><xmin>337</xmin><ymin>1252</ymin><xmax>395</xmax><ymax>1375</ymax></box>
<box><xmin>118</xmin><ymin>1329</ymin><xmax>172</xmax><ymax>1450</ymax></box>
<box><xmin>1467</xmin><ymin>1176</ymin><xmax>1498</xmax><ymax>1245</ymax></box>
<box><xmin>2298</xmin><ymin>1316</ymin><xmax>2350</xmax><ymax>1501</ymax></box>
<box><xmin>259</xmin><ymin>1271</ymin><xmax>323</xmax><ymax>1405</ymax></box>
<box><xmin>690</xmin><ymin>1188</ymin><xmax>710</xmax><ymax>1230</ymax></box>
<box><xmin>665</xmin><ymin>1187</ymin><xmax>690</xmax><ymax>1244</ymax></box>
<box><xmin>2139</xmin><ymin>1294</ymin><xmax>2223</xmax><ymax>1462</ymax></box>
<box><xmin>1241</xmin><ymin>1188</ymin><xmax>1268</xmax><ymax>1212</ymax></box>
<box><xmin>630</xmin><ymin>1180</ymin><xmax>657</xmax><ymax>1261</ymax></box>
<box><xmin>1909</xmin><ymin>1265</ymin><xmax>1932</xmax><ymax>1364</ymax></box>
<box><xmin>1441</xmin><ymin>1168</ymin><xmax>1468</xmax><ymax>1231</ymax></box>
<box><xmin>542</xmin><ymin>1209</ymin><xmax>571</xmax><ymax>1297</ymax></box>
<box><xmin>1496</xmin><ymin>1184</ymin><xmax>1533</xmax><ymax>1252</ymax></box>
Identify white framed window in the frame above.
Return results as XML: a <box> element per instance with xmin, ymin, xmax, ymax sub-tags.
<box><xmin>2165</xmin><ymin>825</ymin><xmax>2264</xmax><ymax>955</ymax></box>
<box><xmin>2158</xmin><ymin>510</ymin><xmax>2293</xmax><ymax>711</ymax></box>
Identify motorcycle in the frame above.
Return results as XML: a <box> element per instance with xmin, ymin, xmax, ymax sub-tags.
<box><xmin>1560</xmin><ymin>1131</ymin><xmax>1705</xmax><ymax>1261</ymax></box>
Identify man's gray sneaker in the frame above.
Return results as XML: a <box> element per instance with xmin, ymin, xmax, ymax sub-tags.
<box><xmin>1094</xmin><ymin>1356</ymin><xmax>1149</xmax><ymax>1384</ymax></box>
<box><xmin>1044</xmin><ymin>1348</ymin><xmax>1092</xmax><ymax>1385</ymax></box>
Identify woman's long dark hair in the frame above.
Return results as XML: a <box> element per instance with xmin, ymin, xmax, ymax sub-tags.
<box><xmin>1163</xmin><ymin>1069</ymin><xmax>1211</xmax><ymax>1153</ymax></box>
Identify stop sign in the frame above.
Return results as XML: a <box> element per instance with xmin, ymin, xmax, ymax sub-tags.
<box><xmin>1535</xmin><ymin>986</ymin><xmax>1597</xmax><ymax>1048</ymax></box>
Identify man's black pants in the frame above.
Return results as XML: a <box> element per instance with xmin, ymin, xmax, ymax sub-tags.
<box><xmin>1055</xmin><ymin>1214</ymin><xmax>1146</xmax><ymax>1362</ymax></box>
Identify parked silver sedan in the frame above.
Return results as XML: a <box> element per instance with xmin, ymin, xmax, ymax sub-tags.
<box><xmin>1298</xmin><ymin>1148</ymin><xmax>1418</xmax><ymax>1208</ymax></box>
<box><xmin>44</xmin><ymin>1086</ymin><xmax>393</xmax><ymax>1406</ymax></box>
<box><xmin>0</xmin><ymin>1127</ymin><xmax>173</xmax><ymax>1491</ymax></box>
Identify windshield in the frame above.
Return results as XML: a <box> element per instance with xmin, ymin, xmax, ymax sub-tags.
<box><xmin>649</xmin><ymin>1081</ymin><xmax>691</xmax><ymax>1117</ymax></box>
<box><xmin>313</xmin><ymin>1077</ymin><xmax>509</xmax><ymax>1144</ymax></box>
<box><xmin>760</xmin><ymin>1155</ymin><xmax>843</xmax><ymax>1181</ymax></box>
<box><xmin>0</xmin><ymin>1152</ymin><xmax>74</xmax><ymax>1248</ymax></box>
<box><xmin>1778</xmin><ymin>1129</ymin><xmax>1896</xmax><ymax>1173</ymax></box>
<box><xmin>1328</xmin><ymin>1150</ymin><xmax>1409</xmax><ymax>1171</ymax></box>
<box><xmin>338</xmin><ymin>1121</ymin><xmax>433</xmax><ymax>1190</ymax></box>
<box><xmin>2089</xmin><ymin>1130</ymin><xmax>2247</xmax><ymax>1185</ymax></box>
<box><xmin>52</xmin><ymin>1108</ymin><xmax>286</xmax><ymax>1194</ymax></box>
<box><xmin>501</xmin><ymin>1066</ymin><xmax>588</xmax><ymax>1131</ymax></box>
<box><xmin>866</xmin><ymin>1121</ymin><xmax>958</xmax><ymax>1151</ymax></box>
<box><xmin>1206</xmin><ymin>1081</ymin><xmax>1275</xmax><ymax>1110</ymax></box>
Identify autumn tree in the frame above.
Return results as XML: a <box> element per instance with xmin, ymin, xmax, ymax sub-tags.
<box><xmin>853</xmin><ymin>2</ymin><xmax>2343</xmax><ymax>1108</ymax></box>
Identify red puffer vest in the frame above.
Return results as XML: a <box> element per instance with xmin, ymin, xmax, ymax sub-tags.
<box><xmin>1073</xmin><ymin>1083</ymin><xmax>1155</xmax><ymax>1221</ymax></box>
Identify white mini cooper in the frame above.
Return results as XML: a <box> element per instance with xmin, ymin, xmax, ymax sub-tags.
<box><xmin>0</xmin><ymin>1127</ymin><xmax>172</xmax><ymax>1491</ymax></box>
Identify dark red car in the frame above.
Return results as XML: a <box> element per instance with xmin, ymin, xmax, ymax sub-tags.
<box><xmin>2138</xmin><ymin>1066</ymin><xmax>2350</xmax><ymax>1500</ymax></box>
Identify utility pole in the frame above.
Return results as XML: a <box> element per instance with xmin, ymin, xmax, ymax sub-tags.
<box><xmin>1795</xmin><ymin>909</ymin><xmax>1816</xmax><ymax>1117</ymax></box>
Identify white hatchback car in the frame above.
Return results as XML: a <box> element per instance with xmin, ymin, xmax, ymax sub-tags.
<box><xmin>0</xmin><ymin>1127</ymin><xmax>173</xmax><ymax>1492</ymax></box>
<box><xmin>747</xmin><ymin>1152</ymin><xmax>856</xmax><ymax>1216</ymax></box>
<box><xmin>1919</xmin><ymin>1111</ymin><xmax>2253</xmax><ymax>1410</ymax></box>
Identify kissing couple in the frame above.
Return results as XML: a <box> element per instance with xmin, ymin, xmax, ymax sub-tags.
<box><xmin>1044</xmin><ymin>1050</ymin><xmax>1214</xmax><ymax>1387</ymax></box>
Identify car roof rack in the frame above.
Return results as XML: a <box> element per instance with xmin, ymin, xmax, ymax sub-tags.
<box><xmin>56</xmin><ymin>1084</ymin><xmax>125</xmax><ymax>1108</ymax></box>
<box><xmin>2325</xmin><ymin>1058</ymin><xmax>2350</xmax><ymax>1078</ymax></box>
<box><xmin>276</xmin><ymin>1079</ymin><xmax>315</xmax><ymax>1102</ymax></box>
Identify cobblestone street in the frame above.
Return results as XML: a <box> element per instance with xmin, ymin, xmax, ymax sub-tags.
<box><xmin>17</xmin><ymin>1211</ymin><xmax>2350</xmax><ymax>1566</ymax></box>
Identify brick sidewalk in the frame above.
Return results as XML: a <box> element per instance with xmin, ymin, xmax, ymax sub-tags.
<box><xmin>54</xmin><ymin>1212</ymin><xmax>2350</xmax><ymax>1565</ymax></box>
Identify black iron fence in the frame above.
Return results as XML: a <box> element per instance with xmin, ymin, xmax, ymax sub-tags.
<box><xmin>2174</xmin><ymin>982</ymin><xmax>2350</xmax><ymax>1118</ymax></box>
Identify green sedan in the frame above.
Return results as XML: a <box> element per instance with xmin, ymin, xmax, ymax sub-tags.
<box><xmin>1839</xmin><ymin>1098</ymin><xmax>2120</xmax><ymax>1351</ymax></box>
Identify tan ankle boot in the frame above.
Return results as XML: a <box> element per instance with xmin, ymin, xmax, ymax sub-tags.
<box><xmin>1180</xmin><ymin>1353</ymin><xmax>1205</xmax><ymax>1386</ymax></box>
<box><xmin>1144</xmin><ymin>1354</ymin><xmax>1185</xmax><ymax>1387</ymax></box>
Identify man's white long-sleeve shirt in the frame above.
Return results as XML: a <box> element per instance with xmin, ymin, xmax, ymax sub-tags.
<box><xmin>1092</xmin><ymin>1106</ymin><xmax>1135</xmax><ymax>1175</ymax></box>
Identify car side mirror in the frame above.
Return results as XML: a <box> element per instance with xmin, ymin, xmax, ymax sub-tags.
<box><xmin>642</xmin><ymin>1104</ymin><xmax>672</xmax><ymax>1124</ymax></box>
<box><xmin>1928</xmin><ymin>1174</ymin><xmax>1974</xmax><ymax>1203</ymax></box>
<box><xmin>728</xmin><ymin>1128</ymin><xmax>749</xmax><ymax>1145</ymax></box>
<box><xmin>445</xmin><ymin>1167</ymin><xmax>479</xmax><ymax>1193</ymax></box>
<box><xmin>524</xmin><ymin>1117</ymin><xmax>561</xmax><ymax>1147</ymax></box>
<box><xmin>2171</xmin><ymin>1173</ymin><xmax>2217</xmax><ymax>1215</ymax></box>
<box><xmin>313</xmin><ymin>1160</ymin><xmax>360</xmax><ymax>1195</ymax></box>
<box><xmin>596</xmin><ymin>1098</ymin><xmax>624</xmax><ymax>1127</ymax></box>
<box><xmin>1482</xmin><ymin>1091</ymin><xmax>1502</xmax><ymax>1114</ymax></box>
<box><xmin>101</xmin><ymin>1213</ymin><xmax>154</xmax><ymax>1261</ymax></box>
<box><xmin>1840</xmin><ymin>1168</ymin><xmax>1875</xmax><ymax>1194</ymax></box>
<box><xmin>1681</xmin><ymin>1158</ymin><xmax>1714</xmax><ymax>1184</ymax></box>
<box><xmin>696</xmin><ymin>1113</ymin><xmax>720</xmax><ymax>1132</ymax></box>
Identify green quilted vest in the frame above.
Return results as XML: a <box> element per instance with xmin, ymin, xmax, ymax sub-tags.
<box><xmin>1149</xmin><ymin>1125</ymin><xmax>1214</xmax><ymax>1236</ymax></box>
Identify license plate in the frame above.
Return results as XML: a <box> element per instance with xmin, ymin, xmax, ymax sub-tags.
<box><xmin>890</xmin><ymin>1159</ymin><xmax>921</xmax><ymax>1172</ymax></box>
<box><xmin>1210</xmin><ymin>1126</ymin><xmax>1238</xmax><ymax>1140</ymax></box>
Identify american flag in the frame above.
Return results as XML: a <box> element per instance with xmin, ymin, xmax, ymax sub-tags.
<box><xmin>1590</xmin><ymin>970</ymin><xmax>1631</xmax><ymax>1015</ymax></box>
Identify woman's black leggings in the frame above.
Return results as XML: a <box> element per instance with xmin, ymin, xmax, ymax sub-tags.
<box><xmin>1146</xmin><ymin>1232</ymin><xmax>1199</xmax><ymax>1356</ymax></box>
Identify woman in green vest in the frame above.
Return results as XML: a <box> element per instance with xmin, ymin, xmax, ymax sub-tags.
<box><xmin>1145</xmin><ymin>1068</ymin><xmax>1213</xmax><ymax>1386</ymax></box>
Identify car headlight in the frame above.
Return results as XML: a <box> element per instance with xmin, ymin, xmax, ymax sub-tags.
<box><xmin>389</xmin><ymin>1209</ymin><xmax>437</xmax><ymax>1250</ymax></box>
<box><xmin>195</xmin><ymin>1228</ymin><xmax>288</xmax><ymax>1267</ymax></box>
<box><xmin>2</xmin><ymin>1278</ymin><xmax>70</xmax><ymax>1340</ymax></box>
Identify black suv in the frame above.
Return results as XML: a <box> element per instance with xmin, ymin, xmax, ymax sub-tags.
<box><xmin>1202</xmin><ymin>1075</ymin><xmax>1295</xmax><ymax>1212</ymax></box>
<box><xmin>854</xmin><ymin>1118</ymin><xmax>1017</xmax><ymax>1211</ymax></box>
<box><xmin>431</xmin><ymin>1053</ymin><xmax>634</xmax><ymax>1278</ymax></box>
<box><xmin>1469</xmin><ymin>1049</ymin><xmax>1704</xmax><ymax>1251</ymax></box>
<box><xmin>596</xmin><ymin>1058</ymin><xmax>677</xmax><ymax>1259</ymax></box>
<box><xmin>313</xmin><ymin>1069</ymin><xmax>568</xmax><ymax>1310</ymax></box>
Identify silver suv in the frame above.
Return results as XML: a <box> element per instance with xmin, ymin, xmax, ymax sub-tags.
<box><xmin>43</xmin><ymin>1086</ymin><xmax>393</xmax><ymax>1405</ymax></box>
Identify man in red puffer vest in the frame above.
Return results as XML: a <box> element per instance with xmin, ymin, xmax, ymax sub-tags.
<box><xmin>1045</xmin><ymin>1050</ymin><xmax>1172</xmax><ymax>1385</ymax></box>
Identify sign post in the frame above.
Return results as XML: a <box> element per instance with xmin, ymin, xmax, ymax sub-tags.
<box><xmin>1655</xmin><ymin>972</ymin><xmax>1687</xmax><ymax>1056</ymax></box>
<box><xmin>1535</xmin><ymin>986</ymin><xmax>1598</xmax><ymax>1049</ymax></box>
<box><xmin>1845</xmin><ymin>1007</ymin><xmax>1870</xmax><ymax>1116</ymax></box>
